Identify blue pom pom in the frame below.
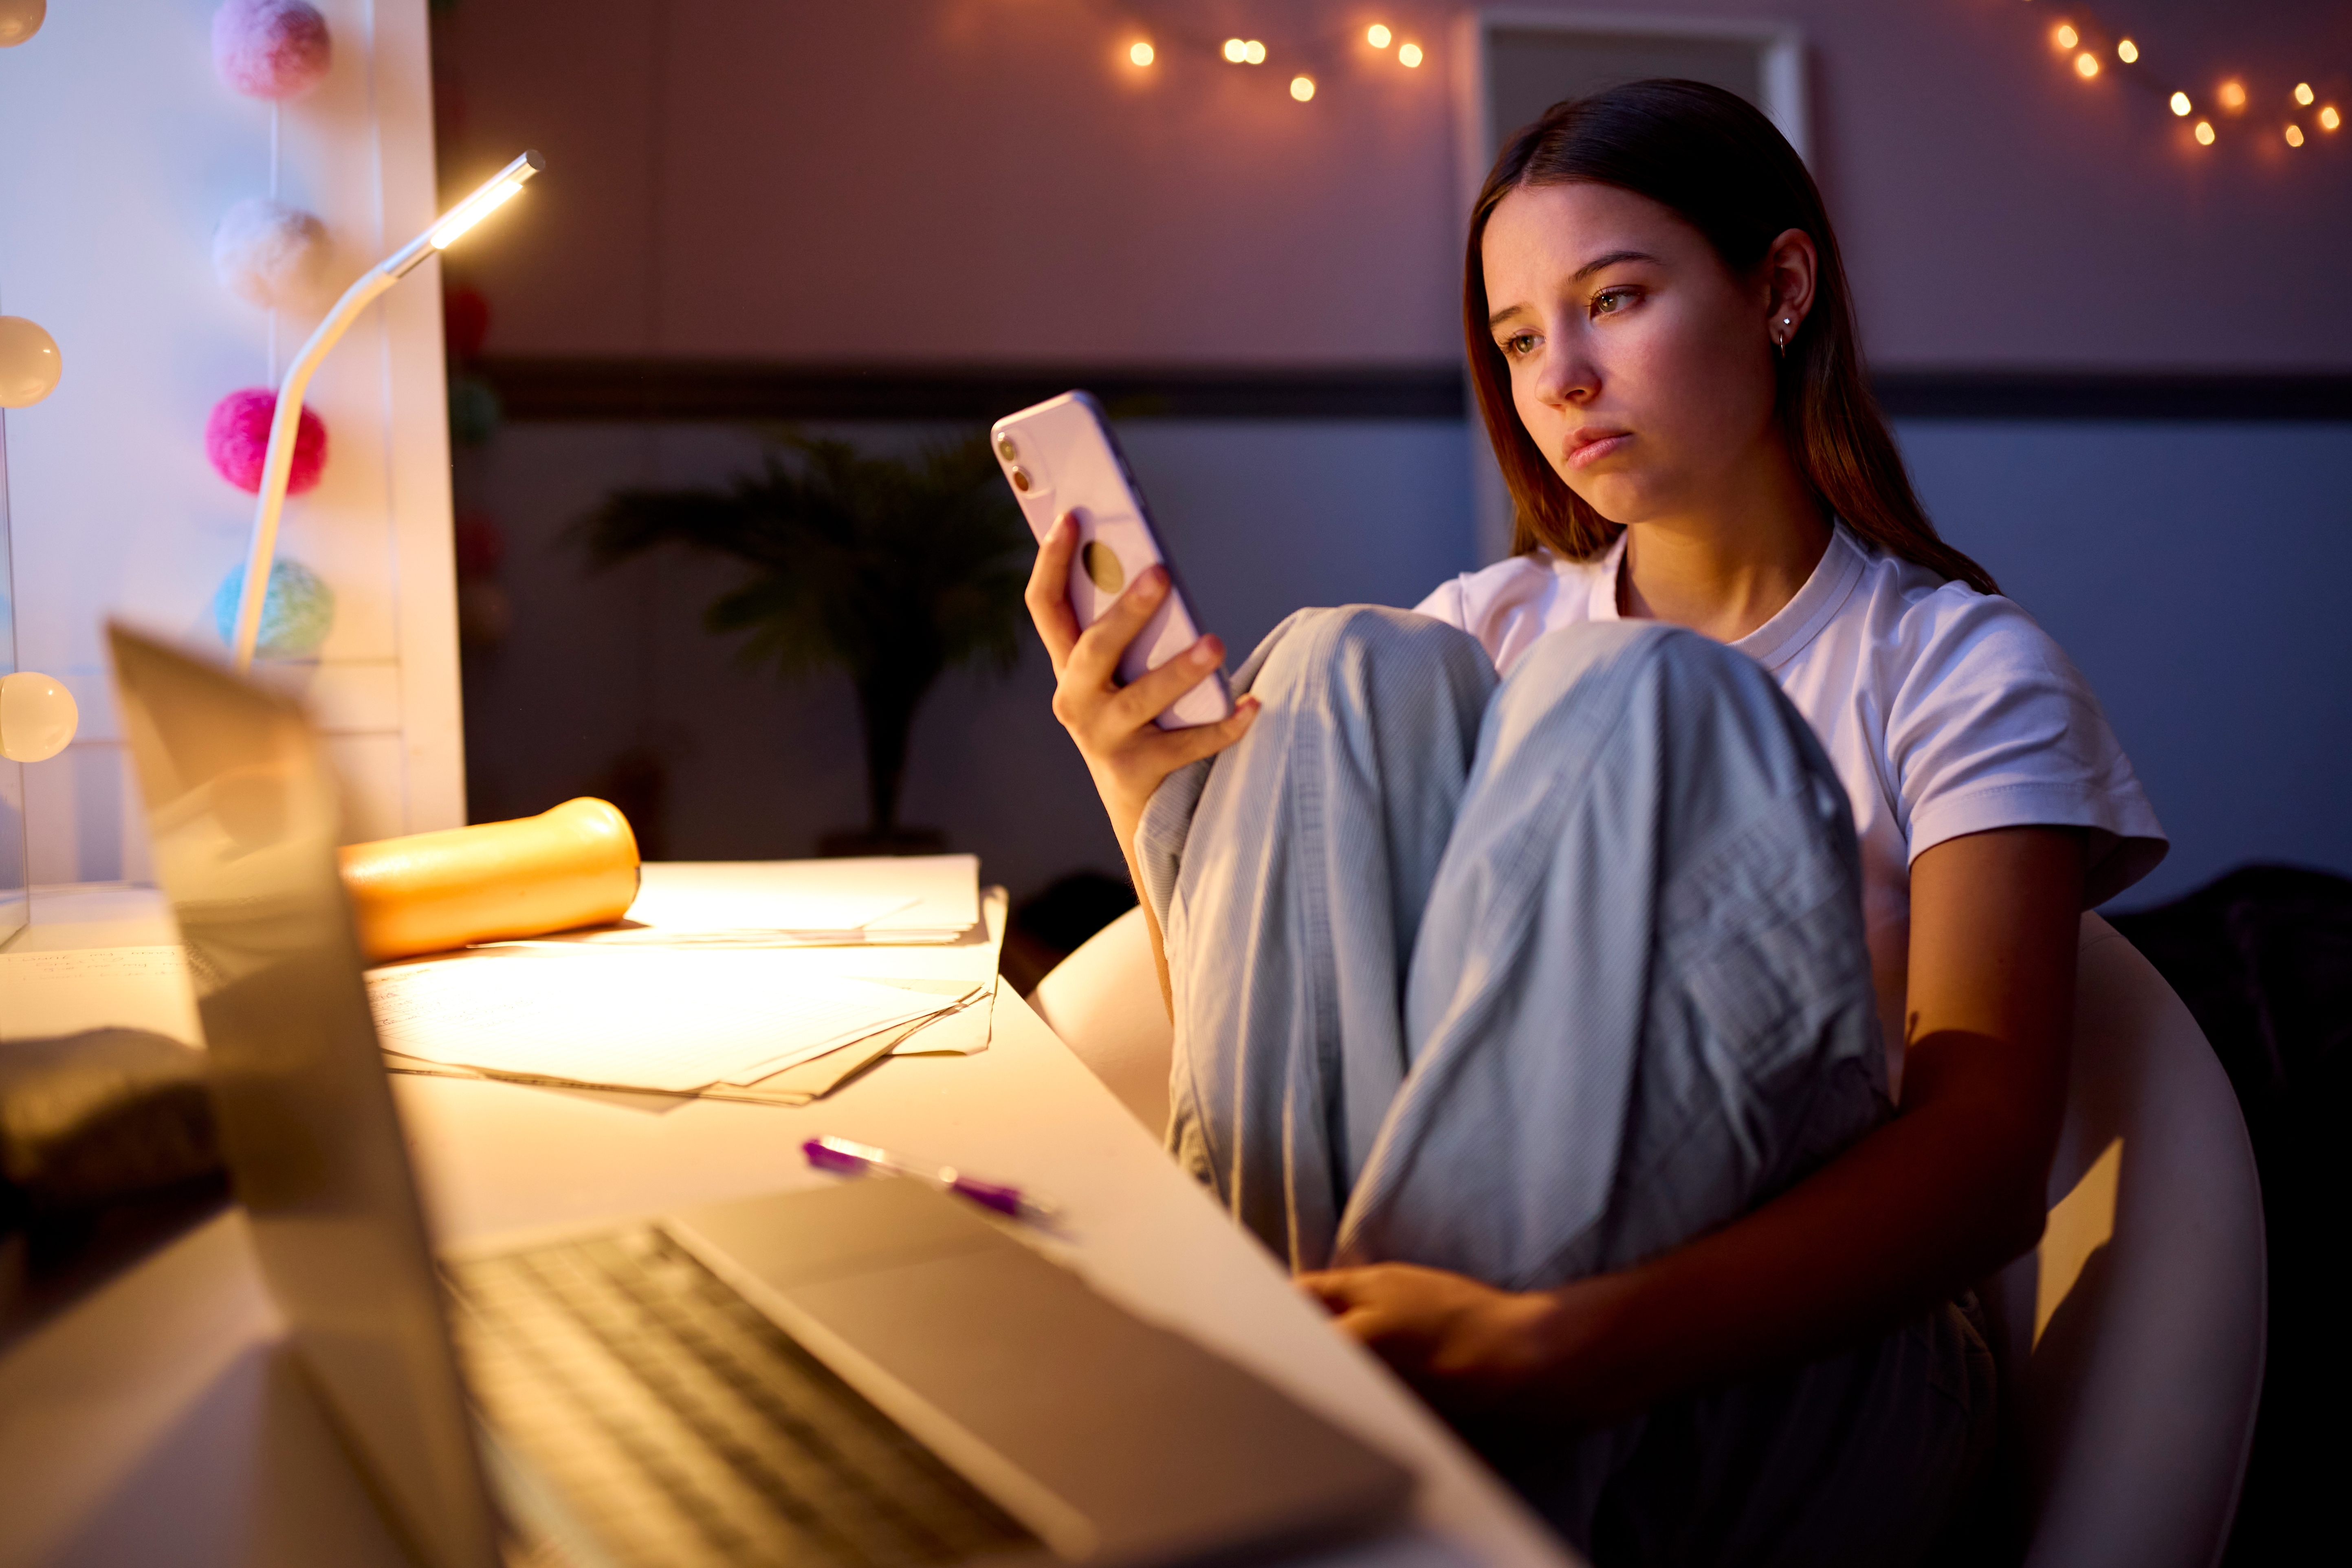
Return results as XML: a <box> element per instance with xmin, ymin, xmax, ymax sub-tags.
<box><xmin>213</xmin><ymin>557</ymin><xmax>335</xmax><ymax>658</ymax></box>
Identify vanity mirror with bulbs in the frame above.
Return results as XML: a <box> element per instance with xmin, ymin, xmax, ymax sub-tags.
<box><xmin>1</xmin><ymin>0</ymin><xmax>462</xmax><ymax>921</ymax></box>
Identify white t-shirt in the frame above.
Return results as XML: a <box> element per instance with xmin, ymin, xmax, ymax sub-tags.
<box><xmin>1414</xmin><ymin>522</ymin><xmax>2167</xmax><ymax>1069</ymax></box>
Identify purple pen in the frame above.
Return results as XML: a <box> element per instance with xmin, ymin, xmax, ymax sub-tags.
<box><xmin>803</xmin><ymin>1135</ymin><xmax>1063</xmax><ymax>1227</ymax></box>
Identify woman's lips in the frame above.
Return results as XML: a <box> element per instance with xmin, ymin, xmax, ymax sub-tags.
<box><xmin>1565</xmin><ymin>430</ymin><xmax>1632</xmax><ymax>469</ymax></box>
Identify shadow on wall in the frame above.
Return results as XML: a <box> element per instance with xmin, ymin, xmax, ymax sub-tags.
<box><xmin>452</xmin><ymin>418</ymin><xmax>1479</xmax><ymax>903</ymax></box>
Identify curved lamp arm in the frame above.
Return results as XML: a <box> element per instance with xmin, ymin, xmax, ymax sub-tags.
<box><xmin>230</xmin><ymin>150</ymin><xmax>544</xmax><ymax>670</ymax></box>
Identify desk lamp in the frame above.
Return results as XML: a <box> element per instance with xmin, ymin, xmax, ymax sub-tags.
<box><xmin>228</xmin><ymin>150</ymin><xmax>543</xmax><ymax>670</ymax></box>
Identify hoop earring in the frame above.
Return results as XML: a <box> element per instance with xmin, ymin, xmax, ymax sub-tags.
<box><xmin>1776</xmin><ymin>315</ymin><xmax>1794</xmax><ymax>358</ymax></box>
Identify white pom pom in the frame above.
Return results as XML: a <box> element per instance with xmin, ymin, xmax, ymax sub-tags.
<box><xmin>212</xmin><ymin>198</ymin><xmax>329</xmax><ymax>309</ymax></box>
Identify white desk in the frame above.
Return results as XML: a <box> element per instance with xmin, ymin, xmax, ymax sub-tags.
<box><xmin>0</xmin><ymin>875</ymin><xmax>1575</xmax><ymax>1568</ymax></box>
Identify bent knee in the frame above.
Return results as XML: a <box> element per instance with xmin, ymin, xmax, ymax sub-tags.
<box><xmin>1240</xmin><ymin>605</ymin><xmax>1493</xmax><ymax>710</ymax></box>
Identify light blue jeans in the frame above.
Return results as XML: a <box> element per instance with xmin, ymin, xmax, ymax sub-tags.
<box><xmin>1136</xmin><ymin>608</ymin><xmax>1992</xmax><ymax>1566</ymax></box>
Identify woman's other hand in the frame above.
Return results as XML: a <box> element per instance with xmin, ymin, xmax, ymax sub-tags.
<box><xmin>1025</xmin><ymin>512</ymin><xmax>1259</xmax><ymax>833</ymax></box>
<box><xmin>1299</xmin><ymin>1262</ymin><xmax>1606</xmax><ymax>1425</ymax></box>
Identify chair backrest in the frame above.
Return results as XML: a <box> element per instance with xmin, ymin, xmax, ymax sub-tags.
<box><xmin>1035</xmin><ymin>909</ymin><xmax>2269</xmax><ymax>1568</ymax></box>
<box><xmin>1030</xmin><ymin>906</ymin><xmax>1174</xmax><ymax>1136</ymax></box>
<box><xmin>1983</xmin><ymin>914</ymin><xmax>2266</xmax><ymax>1568</ymax></box>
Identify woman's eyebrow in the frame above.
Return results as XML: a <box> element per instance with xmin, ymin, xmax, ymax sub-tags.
<box><xmin>1572</xmin><ymin>248</ymin><xmax>1657</xmax><ymax>280</ymax></box>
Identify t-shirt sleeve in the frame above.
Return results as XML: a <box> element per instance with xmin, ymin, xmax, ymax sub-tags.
<box><xmin>1412</xmin><ymin>577</ymin><xmax>1468</xmax><ymax>627</ymax></box>
<box><xmin>1887</xmin><ymin>593</ymin><xmax>2167</xmax><ymax>906</ymax></box>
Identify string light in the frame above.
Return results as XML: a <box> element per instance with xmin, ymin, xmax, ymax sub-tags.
<box><xmin>1103</xmin><ymin>13</ymin><xmax>1436</xmax><ymax>105</ymax></box>
<box><xmin>2020</xmin><ymin>8</ymin><xmax>2341</xmax><ymax>166</ymax></box>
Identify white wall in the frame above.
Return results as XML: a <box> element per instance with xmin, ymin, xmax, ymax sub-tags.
<box><xmin>0</xmin><ymin>0</ymin><xmax>460</xmax><ymax>887</ymax></box>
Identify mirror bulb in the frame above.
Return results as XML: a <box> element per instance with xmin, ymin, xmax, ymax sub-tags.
<box><xmin>0</xmin><ymin>671</ymin><xmax>78</xmax><ymax>762</ymax></box>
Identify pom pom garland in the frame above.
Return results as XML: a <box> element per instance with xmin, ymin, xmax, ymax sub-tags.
<box><xmin>211</xmin><ymin>0</ymin><xmax>331</xmax><ymax>101</ymax></box>
<box><xmin>212</xmin><ymin>198</ymin><xmax>329</xmax><ymax>309</ymax></box>
<box><xmin>213</xmin><ymin>557</ymin><xmax>336</xmax><ymax>659</ymax></box>
<box><xmin>207</xmin><ymin>387</ymin><xmax>328</xmax><ymax>495</ymax></box>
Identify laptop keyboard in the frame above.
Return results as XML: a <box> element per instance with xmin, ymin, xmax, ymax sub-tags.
<box><xmin>444</xmin><ymin>1230</ymin><xmax>1040</xmax><ymax>1568</ymax></box>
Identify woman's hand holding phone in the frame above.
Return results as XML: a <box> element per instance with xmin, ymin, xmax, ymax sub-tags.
<box><xmin>1026</xmin><ymin>512</ymin><xmax>1260</xmax><ymax>847</ymax></box>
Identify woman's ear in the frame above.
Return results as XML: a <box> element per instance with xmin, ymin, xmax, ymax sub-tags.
<box><xmin>1762</xmin><ymin>228</ymin><xmax>1819</xmax><ymax>347</ymax></box>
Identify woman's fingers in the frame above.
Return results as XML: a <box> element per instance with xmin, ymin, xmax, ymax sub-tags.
<box><xmin>1109</xmin><ymin>633</ymin><xmax>1226</xmax><ymax>727</ymax></box>
<box><xmin>1065</xmin><ymin>565</ymin><xmax>1170</xmax><ymax>691</ymax></box>
<box><xmin>1023</xmin><ymin>513</ymin><xmax>1083</xmax><ymax>669</ymax></box>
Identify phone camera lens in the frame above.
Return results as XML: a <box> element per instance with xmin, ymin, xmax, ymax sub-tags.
<box><xmin>995</xmin><ymin>435</ymin><xmax>1019</xmax><ymax>462</ymax></box>
<box><xmin>1011</xmin><ymin>468</ymin><xmax>1031</xmax><ymax>492</ymax></box>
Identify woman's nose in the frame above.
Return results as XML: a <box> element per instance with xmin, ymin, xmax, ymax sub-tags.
<box><xmin>1534</xmin><ymin>337</ymin><xmax>1598</xmax><ymax>407</ymax></box>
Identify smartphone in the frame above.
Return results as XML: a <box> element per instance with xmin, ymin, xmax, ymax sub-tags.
<box><xmin>990</xmin><ymin>391</ymin><xmax>1234</xmax><ymax>730</ymax></box>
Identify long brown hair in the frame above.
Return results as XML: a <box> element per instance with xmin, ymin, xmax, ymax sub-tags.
<box><xmin>1464</xmin><ymin>79</ymin><xmax>1997</xmax><ymax>594</ymax></box>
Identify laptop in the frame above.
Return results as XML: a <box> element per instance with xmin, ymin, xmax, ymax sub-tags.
<box><xmin>107</xmin><ymin>624</ymin><xmax>1413</xmax><ymax>1568</ymax></box>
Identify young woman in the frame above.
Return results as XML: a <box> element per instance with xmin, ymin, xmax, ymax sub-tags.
<box><xmin>1025</xmin><ymin>81</ymin><xmax>2163</xmax><ymax>1564</ymax></box>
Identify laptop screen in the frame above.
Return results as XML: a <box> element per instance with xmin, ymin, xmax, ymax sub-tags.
<box><xmin>108</xmin><ymin>625</ymin><xmax>502</xmax><ymax>1568</ymax></box>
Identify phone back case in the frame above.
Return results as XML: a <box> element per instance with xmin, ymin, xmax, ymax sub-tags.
<box><xmin>991</xmin><ymin>392</ymin><xmax>1234</xmax><ymax>729</ymax></box>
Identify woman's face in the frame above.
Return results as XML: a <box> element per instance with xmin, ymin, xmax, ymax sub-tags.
<box><xmin>1481</xmin><ymin>181</ymin><xmax>1803</xmax><ymax>529</ymax></box>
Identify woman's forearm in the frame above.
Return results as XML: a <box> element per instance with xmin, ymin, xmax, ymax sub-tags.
<box><xmin>1100</xmin><ymin>787</ymin><xmax>1176</xmax><ymax>1021</ymax></box>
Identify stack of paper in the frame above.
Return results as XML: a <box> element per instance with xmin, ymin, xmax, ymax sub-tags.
<box><xmin>375</xmin><ymin>882</ymin><xmax>1008</xmax><ymax>1106</ymax></box>
<box><xmin>367</xmin><ymin>951</ymin><xmax>964</xmax><ymax>1093</ymax></box>
<box><xmin>534</xmin><ymin>855</ymin><xmax>984</xmax><ymax>948</ymax></box>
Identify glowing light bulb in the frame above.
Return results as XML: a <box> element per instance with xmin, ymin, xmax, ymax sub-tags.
<box><xmin>2294</xmin><ymin>82</ymin><xmax>2315</xmax><ymax>106</ymax></box>
<box><xmin>2194</xmin><ymin>119</ymin><xmax>2216</xmax><ymax>145</ymax></box>
<box><xmin>1129</xmin><ymin>40</ymin><xmax>1154</xmax><ymax>67</ymax></box>
<box><xmin>2219</xmin><ymin>80</ymin><xmax>2246</xmax><ymax>111</ymax></box>
<box><xmin>1290</xmin><ymin>75</ymin><xmax>1315</xmax><ymax>101</ymax></box>
<box><xmin>1244</xmin><ymin>40</ymin><xmax>1265</xmax><ymax>65</ymax></box>
<box><xmin>1223</xmin><ymin>38</ymin><xmax>1246</xmax><ymax>63</ymax></box>
<box><xmin>1398</xmin><ymin>42</ymin><xmax>1423</xmax><ymax>68</ymax></box>
<box><xmin>0</xmin><ymin>671</ymin><xmax>78</xmax><ymax>763</ymax></box>
<box><xmin>2170</xmin><ymin>91</ymin><xmax>2192</xmax><ymax>116</ymax></box>
<box><xmin>2117</xmin><ymin>38</ymin><xmax>2138</xmax><ymax>64</ymax></box>
<box><xmin>2075</xmin><ymin>52</ymin><xmax>2100</xmax><ymax>79</ymax></box>
<box><xmin>2323</xmin><ymin>106</ymin><xmax>2341</xmax><ymax>131</ymax></box>
<box><xmin>1366</xmin><ymin>24</ymin><xmax>1391</xmax><ymax>49</ymax></box>
<box><xmin>429</xmin><ymin>178</ymin><xmax>523</xmax><ymax>250</ymax></box>
<box><xmin>2286</xmin><ymin>123</ymin><xmax>2305</xmax><ymax>147</ymax></box>
<box><xmin>2053</xmin><ymin>23</ymin><xmax>2078</xmax><ymax>50</ymax></box>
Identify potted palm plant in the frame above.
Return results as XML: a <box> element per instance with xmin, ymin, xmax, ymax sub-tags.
<box><xmin>583</xmin><ymin>434</ymin><xmax>1030</xmax><ymax>855</ymax></box>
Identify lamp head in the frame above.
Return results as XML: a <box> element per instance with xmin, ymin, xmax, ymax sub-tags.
<box><xmin>391</xmin><ymin>151</ymin><xmax>543</xmax><ymax>277</ymax></box>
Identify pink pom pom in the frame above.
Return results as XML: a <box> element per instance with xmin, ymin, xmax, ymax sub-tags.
<box><xmin>211</xmin><ymin>0</ymin><xmax>331</xmax><ymax>101</ymax></box>
<box><xmin>206</xmin><ymin>388</ymin><xmax>328</xmax><ymax>495</ymax></box>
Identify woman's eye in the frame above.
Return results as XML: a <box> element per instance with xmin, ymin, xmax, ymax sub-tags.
<box><xmin>1501</xmin><ymin>332</ymin><xmax>1539</xmax><ymax>358</ymax></box>
<box><xmin>1591</xmin><ymin>288</ymin><xmax>1641</xmax><ymax>317</ymax></box>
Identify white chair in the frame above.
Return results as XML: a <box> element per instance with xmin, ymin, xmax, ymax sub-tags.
<box><xmin>1030</xmin><ymin>906</ymin><xmax>1173</xmax><ymax>1136</ymax></box>
<box><xmin>1032</xmin><ymin>907</ymin><xmax>2267</xmax><ymax>1566</ymax></box>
